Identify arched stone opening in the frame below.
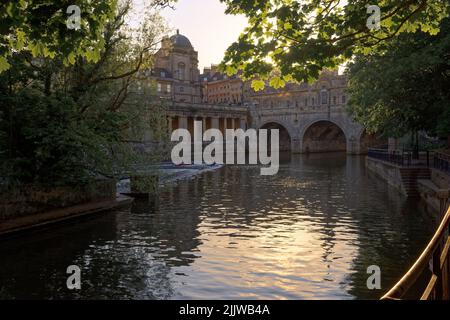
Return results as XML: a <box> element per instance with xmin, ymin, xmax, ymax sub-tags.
<box><xmin>302</xmin><ymin>121</ymin><xmax>347</xmax><ymax>153</ymax></box>
<box><xmin>260</xmin><ymin>122</ymin><xmax>292</xmax><ymax>152</ymax></box>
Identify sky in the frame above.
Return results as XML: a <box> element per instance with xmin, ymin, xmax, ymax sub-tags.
<box><xmin>161</xmin><ymin>0</ymin><xmax>248</xmax><ymax>71</ymax></box>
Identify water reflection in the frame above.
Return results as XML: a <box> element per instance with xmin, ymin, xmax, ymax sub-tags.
<box><xmin>0</xmin><ymin>154</ymin><xmax>437</xmax><ymax>299</ymax></box>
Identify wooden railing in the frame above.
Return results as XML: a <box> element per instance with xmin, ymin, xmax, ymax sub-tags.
<box><xmin>381</xmin><ymin>205</ymin><xmax>450</xmax><ymax>300</ymax></box>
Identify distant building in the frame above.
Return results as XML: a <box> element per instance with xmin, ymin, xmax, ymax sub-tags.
<box><xmin>151</xmin><ymin>30</ymin><xmax>202</xmax><ymax>103</ymax></box>
<box><xmin>200</xmin><ymin>66</ymin><xmax>244</xmax><ymax>105</ymax></box>
<box><xmin>244</xmin><ymin>70</ymin><xmax>348</xmax><ymax>110</ymax></box>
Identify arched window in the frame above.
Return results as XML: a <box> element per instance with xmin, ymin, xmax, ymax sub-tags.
<box><xmin>178</xmin><ymin>62</ymin><xmax>186</xmax><ymax>80</ymax></box>
<box><xmin>321</xmin><ymin>88</ymin><xmax>328</xmax><ymax>105</ymax></box>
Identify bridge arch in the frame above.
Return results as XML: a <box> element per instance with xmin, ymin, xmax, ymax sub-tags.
<box><xmin>259</xmin><ymin>121</ymin><xmax>293</xmax><ymax>152</ymax></box>
<box><xmin>301</xmin><ymin>120</ymin><xmax>348</xmax><ymax>153</ymax></box>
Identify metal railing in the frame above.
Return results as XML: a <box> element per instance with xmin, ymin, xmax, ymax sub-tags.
<box><xmin>368</xmin><ymin>148</ymin><xmax>448</xmax><ymax>170</ymax></box>
<box><xmin>367</xmin><ymin>148</ymin><xmax>413</xmax><ymax>166</ymax></box>
<box><xmin>381</xmin><ymin>205</ymin><xmax>450</xmax><ymax>300</ymax></box>
<box><xmin>434</xmin><ymin>152</ymin><xmax>450</xmax><ymax>176</ymax></box>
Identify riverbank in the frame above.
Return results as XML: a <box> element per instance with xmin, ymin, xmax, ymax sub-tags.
<box><xmin>0</xmin><ymin>195</ymin><xmax>133</xmax><ymax>237</ymax></box>
<box><xmin>0</xmin><ymin>163</ymin><xmax>223</xmax><ymax>237</ymax></box>
<box><xmin>366</xmin><ymin>156</ymin><xmax>450</xmax><ymax>214</ymax></box>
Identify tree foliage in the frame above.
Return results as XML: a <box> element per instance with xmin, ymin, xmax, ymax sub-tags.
<box><xmin>0</xmin><ymin>0</ymin><xmax>118</xmax><ymax>72</ymax></box>
<box><xmin>220</xmin><ymin>0</ymin><xmax>450</xmax><ymax>87</ymax></box>
<box><xmin>346</xmin><ymin>18</ymin><xmax>450</xmax><ymax>140</ymax></box>
<box><xmin>0</xmin><ymin>0</ymin><xmax>176</xmax><ymax>72</ymax></box>
<box><xmin>0</xmin><ymin>0</ymin><xmax>172</xmax><ymax>188</ymax></box>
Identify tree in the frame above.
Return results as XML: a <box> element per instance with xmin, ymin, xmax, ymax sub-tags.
<box><xmin>0</xmin><ymin>0</ymin><xmax>117</xmax><ymax>73</ymax></box>
<box><xmin>0</xmin><ymin>0</ymin><xmax>176</xmax><ymax>72</ymax></box>
<box><xmin>346</xmin><ymin>17</ymin><xmax>450</xmax><ymax>148</ymax></box>
<box><xmin>219</xmin><ymin>0</ymin><xmax>450</xmax><ymax>89</ymax></box>
<box><xmin>0</xmin><ymin>0</ymin><xmax>172</xmax><ymax>187</ymax></box>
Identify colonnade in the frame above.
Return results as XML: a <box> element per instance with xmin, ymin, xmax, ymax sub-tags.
<box><xmin>167</xmin><ymin>115</ymin><xmax>247</xmax><ymax>136</ymax></box>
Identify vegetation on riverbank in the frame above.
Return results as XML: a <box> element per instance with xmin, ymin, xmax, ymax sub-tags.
<box><xmin>0</xmin><ymin>0</ymin><xmax>174</xmax><ymax>190</ymax></box>
<box><xmin>347</xmin><ymin>17</ymin><xmax>450</xmax><ymax>148</ymax></box>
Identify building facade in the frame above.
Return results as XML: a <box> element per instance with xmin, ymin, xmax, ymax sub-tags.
<box><xmin>200</xmin><ymin>66</ymin><xmax>244</xmax><ymax>105</ymax></box>
<box><xmin>147</xmin><ymin>31</ymin><xmax>378</xmax><ymax>154</ymax></box>
<box><xmin>152</xmin><ymin>30</ymin><xmax>202</xmax><ymax>103</ymax></box>
<box><xmin>244</xmin><ymin>70</ymin><xmax>348</xmax><ymax>110</ymax></box>
<box><xmin>148</xmin><ymin>32</ymin><xmax>248</xmax><ymax>138</ymax></box>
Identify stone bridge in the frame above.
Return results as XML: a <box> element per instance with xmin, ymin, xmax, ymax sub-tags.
<box><xmin>165</xmin><ymin>101</ymin><xmax>381</xmax><ymax>155</ymax></box>
<box><xmin>249</xmin><ymin>104</ymin><xmax>380</xmax><ymax>154</ymax></box>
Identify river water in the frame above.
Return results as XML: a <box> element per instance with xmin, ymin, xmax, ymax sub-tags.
<box><xmin>0</xmin><ymin>154</ymin><xmax>438</xmax><ymax>299</ymax></box>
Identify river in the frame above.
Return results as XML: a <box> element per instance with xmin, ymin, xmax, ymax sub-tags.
<box><xmin>0</xmin><ymin>153</ymin><xmax>438</xmax><ymax>299</ymax></box>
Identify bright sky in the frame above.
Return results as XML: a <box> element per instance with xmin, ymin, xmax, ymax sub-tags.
<box><xmin>161</xmin><ymin>0</ymin><xmax>248</xmax><ymax>71</ymax></box>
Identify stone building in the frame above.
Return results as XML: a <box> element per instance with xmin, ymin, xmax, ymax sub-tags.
<box><xmin>147</xmin><ymin>32</ymin><xmax>248</xmax><ymax>138</ymax></box>
<box><xmin>151</xmin><ymin>30</ymin><xmax>202</xmax><ymax>103</ymax></box>
<box><xmin>147</xmin><ymin>31</ymin><xmax>378</xmax><ymax>154</ymax></box>
<box><xmin>244</xmin><ymin>70</ymin><xmax>348</xmax><ymax>110</ymax></box>
<box><xmin>200</xmin><ymin>66</ymin><xmax>244</xmax><ymax>105</ymax></box>
<box><xmin>245</xmin><ymin>70</ymin><xmax>385</xmax><ymax>153</ymax></box>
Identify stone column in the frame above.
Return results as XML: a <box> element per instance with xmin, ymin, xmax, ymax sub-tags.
<box><xmin>211</xmin><ymin>118</ymin><xmax>220</xmax><ymax>130</ymax></box>
<box><xmin>178</xmin><ymin>116</ymin><xmax>188</xmax><ymax>130</ymax></box>
<box><xmin>240</xmin><ymin>119</ymin><xmax>247</xmax><ymax>130</ymax></box>
<box><xmin>347</xmin><ymin>136</ymin><xmax>357</xmax><ymax>155</ymax></box>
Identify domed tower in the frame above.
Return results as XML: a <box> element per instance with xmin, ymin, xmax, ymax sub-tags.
<box><xmin>152</xmin><ymin>30</ymin><xmax>201</xmax><ymax>103</ymax></box>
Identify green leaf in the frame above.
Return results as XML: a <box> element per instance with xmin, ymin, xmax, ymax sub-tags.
<box><xmin>251</xmin><ymin>79</ymin><xmax>265</xmax><ymax>91</ymax></box>
<box><xmin>284</xmin><ymin>22</ymin><xmax>293</xmax><ymax>30</ymax></box>
<box><xmin>225</xmin><ymin>65</ymin><xmax>237</xmax><ymax>76</ymax></box>
<box><xmin>0</xmin><ymin>56</ymin><xmax>10</xmax><ymax>73</ymax></box>
<box><xmin>269</xmin><ymin>76</ymin><xmax>286</xmax><ymax>89</ymax></box>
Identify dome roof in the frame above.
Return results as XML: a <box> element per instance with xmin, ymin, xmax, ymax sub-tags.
<box><xmin>170</xmin><ymin>30</ymin><xmax>193</xmax><ymax>49</ymax></box>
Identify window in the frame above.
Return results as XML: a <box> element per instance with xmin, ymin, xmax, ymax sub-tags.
<box><xmin>333</xmin><ymin>96</ymin><xmax>337</xmax><ymax>105</ymax></box>
<box><xmin>178</xmin><ymin>62</ymin><xmax>186</xmax><ymax>80</ymax></box>
<box><xmin>320</xmin><ymin>89</ymin><xmax>328</xmax><ymax>105</ymax></box>
<box><xmin>179</xmin><ymin>86</ymin><xmax>184</xmax><ymax>93</ymax></box>
<box><xmin>167</xmin><ymin>84</ymin><xmax>171</xmax><ymax>93</ymax></box>
<box><xmin>157</xmin><ymin>83</ymin><xmax>162</xmax><ymax>92</ymax></box>
<box><xmin>342</xmin><ymin>95</ymin><xmax>346</xmax><ymax>104</ymax></box>
<box><xmin>161</xmin><ymin>71</ymin><xmax>166</xmax><ymax>78</ymax></box>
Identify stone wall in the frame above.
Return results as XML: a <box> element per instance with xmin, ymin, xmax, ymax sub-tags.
<box><xmin>0</xmin><ymin>179</ymin><xmax>116</xmax><ymax>221</ymax></box>
<box><xmin>366</xmin><ymin>157</ymin><xmax>405</xmax><ymax>195</ymax></box>
<box><xmin>418</xmin><ymin>169</ymin><xmax>450</xmax><ymax>214</ymax></box>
